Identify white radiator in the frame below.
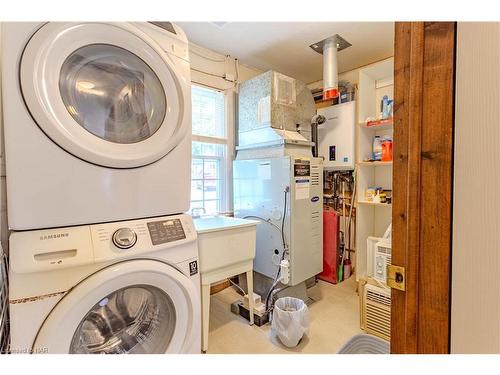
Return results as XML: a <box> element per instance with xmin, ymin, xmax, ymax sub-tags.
<box><xmin>364</xmin><ymin>283</ymin><xmax>391</xmax><ymax>341</ymax></box>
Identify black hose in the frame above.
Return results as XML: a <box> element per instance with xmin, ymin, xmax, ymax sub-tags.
<box><xmin>275</xmin><ymin>188</ymin><xmax>288</xmax><ymax>281</ymax></box>
<box><xmin>265</xmin><ymin>187</ymin><xmax>289</xmax><ymax>311</ymax></box>
<box><xmin>280</xmin><ymin>189</ymin><xmax>288</xmax><ymax>261</ymax></box>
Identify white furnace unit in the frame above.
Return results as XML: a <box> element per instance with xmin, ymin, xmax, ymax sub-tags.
<box><xmin>234</xmin><ymin>156</ymin><xmax>323</xmax><ymax>285</ymax></box>
<box><xmin>234</xmin><ymin>70</ymin><xmax>323</xmax><ymax>289</ymax></box>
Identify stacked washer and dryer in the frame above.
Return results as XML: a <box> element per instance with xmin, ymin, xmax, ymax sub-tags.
<box><xmin>1</xmin><ymin>22</ymin><xmax>200</xmax><ymax>353</ymax></box>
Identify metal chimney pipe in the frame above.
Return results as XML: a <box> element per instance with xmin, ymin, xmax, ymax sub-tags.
<box><xmin>310</xmin><ymin>34</ymin><xmax>351</xmax><ymax>100</ymax></box>
<box><xmin>323</xmin><ymin>36</ymin><xmax>339</xmax><ymax>100</ymax></box>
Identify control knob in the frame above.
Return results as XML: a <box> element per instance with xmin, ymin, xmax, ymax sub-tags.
<box><xmin>112</xmin><ymin>227</ymin><xmax>137</xmax><ymax>249</ymax></box>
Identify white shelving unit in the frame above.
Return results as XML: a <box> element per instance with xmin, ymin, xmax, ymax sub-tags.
<box><xmin>357</xmin><ymin>200</ymin><xmax>392</xmax><ymax>207</ymax></box>
<box><xmin>357</xmin><ymin>161</ymin><xmax>393</xmax><ymax>167</ymax></box>
<box><xmin>355</xmin><ymin>58</ymin><xmax>394</xmax><ymax>283</ymax></box>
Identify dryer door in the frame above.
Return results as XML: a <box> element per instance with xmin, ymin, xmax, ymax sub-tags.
<box><xmin>33</xmin><ymin>260</ymin><xmax>199</xmax><ymax>353</ymax></box>
<box><xmin>20</xmin><ymin>22</ymin><xmax>189</xmax><ymax>168</ymax></box>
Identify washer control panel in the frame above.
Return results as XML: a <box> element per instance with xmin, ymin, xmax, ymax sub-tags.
<box><xmin>112</xmin><ymin>227</ymin><xmax>137</xmax><ymax>249</ymax></box>
<box><xmin>88</xmin><ymin>214</ymin><xmax>195</xmax><ymax>263</ymax></box>
<box><xmin>147</xmin><ymin>219</ymin><xmax>186</xmax><ymax>245</ymax></box>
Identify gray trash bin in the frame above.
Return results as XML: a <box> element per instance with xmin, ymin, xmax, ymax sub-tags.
<box><xmin>271</xmin><ymin>297</ymin><xmax>310</xmax><ymax>348</ymax></box>
<box><xmin>337</xmin><ymin>333</ymin><xmax>389</xmax><ymax>354</ymax></box>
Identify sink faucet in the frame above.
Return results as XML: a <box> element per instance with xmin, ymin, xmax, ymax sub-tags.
<box><xmin>190</xmin><ymin>207</ymin><xmax>206</xmax><ymax>218</ymax></box>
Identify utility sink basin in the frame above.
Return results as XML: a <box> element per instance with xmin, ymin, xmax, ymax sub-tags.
<box><xmin>193</xmin><ymin>216</ymin><xmax>258</xmax><ymax>277</ymax></box>
<box><xmin>194</xmin><ymin>216</ymin><xmax>259</xmax><ymax>352</ymax></box>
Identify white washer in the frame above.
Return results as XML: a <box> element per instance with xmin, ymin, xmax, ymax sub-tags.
<box><xmin>8</xmin><ymin>213</ymin><xmax>201</xmax><ymax>354</ymax></box>
<box><xmin>1</xmin><ymin>22</ymin><xmax>192</xmax><ymax>230</ymax></box>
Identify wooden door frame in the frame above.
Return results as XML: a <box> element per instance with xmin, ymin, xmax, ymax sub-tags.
<box><xmin>391</xmin><ymin>22</ymin><xmax>456</xmax><ymax>354</ymax></box>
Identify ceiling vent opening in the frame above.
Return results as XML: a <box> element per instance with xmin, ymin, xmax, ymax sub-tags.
<box><xmin>212</xmin><ymin>22</ymin><xmax>229</xmax><ymax>29</ymax></box>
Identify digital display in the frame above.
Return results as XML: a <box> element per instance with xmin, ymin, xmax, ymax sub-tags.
<box><xmin>329</xmin><ymin>145</ymin><xmax>336</xmax><ymax>161</ymax></box>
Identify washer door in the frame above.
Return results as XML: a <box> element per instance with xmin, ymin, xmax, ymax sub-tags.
<box><xmin>33</xmin><ymin>260</ymin><xmax>198</xmax><ymax>353</ymax></box>
<box><xmin>20</xmin><ymin>22</ymin><xmax>188</xmax><ymax>168</ymax></box>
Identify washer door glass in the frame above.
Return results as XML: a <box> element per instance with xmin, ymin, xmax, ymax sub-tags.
<box><xmin>59</xmin><ymin>44</ymin><xmax>167</xmax><ymax>144</ymax></box>
<box><xmin>69</xmin><ymin>285</ymin><xmax>176</xmax><ymax>354</ymax></box>
<box><xmin>21</xmin><ymin>23</ymin><xmax>188</xmax><ymax>168</ymax></box>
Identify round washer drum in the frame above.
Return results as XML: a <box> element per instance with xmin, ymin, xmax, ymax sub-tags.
<box><xmin>33</xmin><ymin>260</ymin><xmax>198</xmax><ymax>353</ymax></box>
<box><xmin>20</xmin><ymin>22</ymin><xmax>188</xmax><ymax>169</ymax></box>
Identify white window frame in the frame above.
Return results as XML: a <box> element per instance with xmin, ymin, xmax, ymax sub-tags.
<box><xmin>190</xmin><ymin>84</ymin><xmax>234</xmax><ymax>215</ymax></box>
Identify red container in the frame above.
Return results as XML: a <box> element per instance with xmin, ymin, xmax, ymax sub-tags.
<box><xmin>381</xmin><ymin>140</ymin><xmax>393</xmax><ymax>161</ymax></box>
<box><xmin>318</xmin><ymin>210</ymin><xmax>340</xmax><ymax>284</ymax></box>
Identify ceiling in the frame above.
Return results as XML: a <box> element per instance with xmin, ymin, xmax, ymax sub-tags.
<box><xmin>177</xmin><ymin>22</ymin><xmax>394</xmax><ymax>83</ymax></box>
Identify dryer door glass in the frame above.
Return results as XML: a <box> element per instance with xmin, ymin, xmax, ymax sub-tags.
<box><xmin>69</xmin><ymin>285</ymin><xmax>176</xmax><ymax>354</ymax></box>
<box><xmin>59</xmin><ymin>44</ymin><xmax>167</xmax><ymax>144</ymax></box>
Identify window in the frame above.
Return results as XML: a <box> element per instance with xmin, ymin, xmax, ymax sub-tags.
<box><xmin>190</xmin><ymin>86</ymin><xmax>227</xmax><ymax>215</ymax></box>
<box><xmin>192</xmin><ymin>86</ymin><xmax>225</xmax><ymax>138</ymax></box>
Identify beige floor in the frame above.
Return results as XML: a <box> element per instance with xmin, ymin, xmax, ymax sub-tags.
<box><xmin>206</xmin><ymin>277</ymin><xmax>363</xmax><ymax>354</ymax></box>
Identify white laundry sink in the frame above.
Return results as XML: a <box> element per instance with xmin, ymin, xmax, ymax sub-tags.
<box><xmin>194</xmin><ymin>216</ymin><xmax>259</xmax><ymax>352</ymax></box>
<box><xmin>194</xmin><ymin>216</ymin><xmax>258</xmax><ymax>277</ymax></box>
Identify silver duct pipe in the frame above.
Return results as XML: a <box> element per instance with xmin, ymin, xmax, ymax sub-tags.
<box><xmin>322</xmin><ymin>36</ymin><xmax>339</xmax><ymax>100</ymax></box>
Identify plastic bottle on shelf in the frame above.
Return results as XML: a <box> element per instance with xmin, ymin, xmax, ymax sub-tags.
<box><xmin>373</xmin><ymin>136</ymin><xmax>382</xmax><ymax>161</ymax></box>
<box><xmin>386</xmin><ymin>99</ymin><xmax>394</xmax><ymax>118</ymax></box>
<box><xmin>381</xmin><ymin>95</ymin><xmax>389</xmax><ymax>119</ymax></box>
<box><xmin>381</xmin><ymin>139</ymin><xmax>393</xmax><ymax>161</ymax></box>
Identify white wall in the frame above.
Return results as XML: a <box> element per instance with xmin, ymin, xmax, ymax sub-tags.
<box><xmin>189</xmin><ymin>42</ymin><xmax>262</xmax><ymax>91</ymax></box>
<box><xmin>307</xmin><ymin>56</ymin><xmax>394</xmax><ymax>91</ymax></box>
<box><xmin>0</xmin><ymin>24</ymin><xmax>7</xmax><ymax>255</ymax></box>
<box><xmin>0</xmin><ymin>24</ymin><xmax>8</xmax><ymax>354</ymax></box>
<box><xmin>451</xmin><ymin>22</ymin><xmax>500</xmax><ymax>353</ymax></box>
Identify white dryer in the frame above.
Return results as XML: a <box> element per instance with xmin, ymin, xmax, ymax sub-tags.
<box><xmin>8</xmin><ymin>214</ymin><xmax>201</xmax><ymax>354</ymax></box>
<box><xmin>1</xmin><ymin>22</ymin><xmax>192</xmax><ymax>230</ymax></box>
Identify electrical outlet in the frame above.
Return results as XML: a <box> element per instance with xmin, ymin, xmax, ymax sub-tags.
<box><xmin>243</xmin><ymin>293</ymin><xmax>261</xmax><ymax>309</ymax></box>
